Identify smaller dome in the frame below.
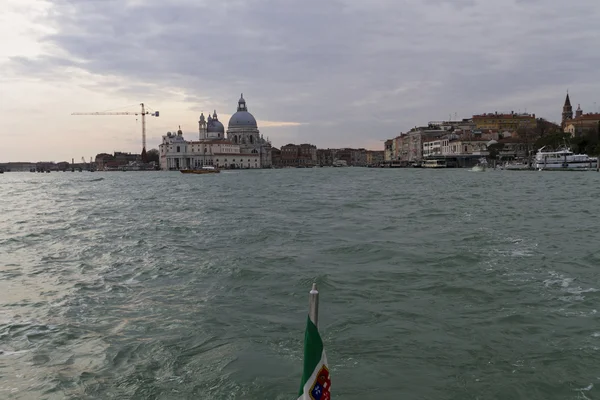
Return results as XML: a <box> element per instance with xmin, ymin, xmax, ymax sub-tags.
<box><xmin>208</xmin><ymin>120</ymin><xmax>224</xmax><ymax>133</ymax></box>
<box><xmin>207</xmin><ymin>110</ymin><xmax>225</xmax><ymax>133</ymax></box>
<box><xmin>207</xmin><ymin>120</ymin><xmax>224</xmax><ymax>133</ymax></box>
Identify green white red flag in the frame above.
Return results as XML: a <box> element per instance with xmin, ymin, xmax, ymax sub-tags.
<box><xmin>297</xmin><ymin>315</ymin><xmax>330</xmax><ymax>400</ymax></box>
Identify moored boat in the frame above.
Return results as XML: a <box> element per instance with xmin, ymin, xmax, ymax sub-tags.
<box><xmin>503</xmin><ymin>162</ymin><xmax>531</xmax><ymax>171</ymax></box>
<box><xmin>422</xmin><ymin>159</ymin><xmax>446</xmax><ymax>168</ymax></box>
<box><xmin>180</xmin><ymin>166</ymin><xmax>220</xmax><ymax>174</ymax></box>
<box><xmin>534</xmin><ymin>146</ymin><xmax>597</xmax><ymax>170</ymax></box>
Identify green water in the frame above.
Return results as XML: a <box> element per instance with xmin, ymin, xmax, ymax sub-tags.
<box><xmin>1</xmin><ymin>169</ymin><xmax>600</xmax><ymax>399</ymax></box>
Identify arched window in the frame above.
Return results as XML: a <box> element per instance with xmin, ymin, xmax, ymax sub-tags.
<box><xmin>234</xmin><ymin>135</ymin><xmax>238</xmax><ymax>143</ymax></box>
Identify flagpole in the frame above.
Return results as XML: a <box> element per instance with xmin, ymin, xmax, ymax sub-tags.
<box><xmin>308</xmin><ymin>282</ymin><xmax>319</xmax><ymax>328</ymax></box>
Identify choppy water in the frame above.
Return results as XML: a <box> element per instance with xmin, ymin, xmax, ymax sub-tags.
<box><xmin>1</xmin><ymin>169</ymin><xmax>600</xmax><ymax>399</ymax></box>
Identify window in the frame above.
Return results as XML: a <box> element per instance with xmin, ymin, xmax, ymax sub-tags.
<box><xmin>177</xmin><ymin>146</ymin><xmax>180</xmax><ymax>153</ymax></box>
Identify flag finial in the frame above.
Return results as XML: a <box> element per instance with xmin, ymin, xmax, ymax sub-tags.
<box><xmin>308</xmin><ymin>282</ymin><xmax>319</xmax><ymax>327</ymax></box>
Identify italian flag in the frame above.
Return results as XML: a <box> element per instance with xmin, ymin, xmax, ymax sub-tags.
<box><xmin>297</xmin><ymin>316</ymin><xmax>330</xmax><ymax>400</ymax></box>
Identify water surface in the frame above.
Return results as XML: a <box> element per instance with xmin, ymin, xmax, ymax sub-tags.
<box><xmin>1</xmin><ymin>169</ymin><xmax>600</xmax><ymax>399</ymax></box>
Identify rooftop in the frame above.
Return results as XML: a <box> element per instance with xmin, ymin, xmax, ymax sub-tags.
<box><xmin>473</xmin><ymin>112</ymin><xmax>535</xmax><ymax>118</ymax></box>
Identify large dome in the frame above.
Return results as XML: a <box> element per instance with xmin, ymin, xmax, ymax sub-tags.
<box><xmin>228</xmin><ymin>93</ymin><xmax>258</xmax><ymax>129</ymax></box>
<box><xmin>228</xmin><ymin>111</ymin><xmax>257</xmax><ymax>129</ymax></box>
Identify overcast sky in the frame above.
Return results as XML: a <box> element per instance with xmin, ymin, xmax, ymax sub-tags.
<box><xmin>2</xmin><ymin>0</ymin><xmax>600</xmax><ymax>162</ymax></box>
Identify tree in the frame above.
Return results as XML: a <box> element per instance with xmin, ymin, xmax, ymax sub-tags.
<box><xmin>571</xmin><ymin>129</ymin><xmax>599</xmax><ymax>155</ymax></box>
<box><xmin>535</xmin><ymin>118</ymin><xmax>561</xmax><ymax>138</ymax></box>
<box><xmin>487</xmin><ymin>142</ymin><xmax>505</xmax><ymax>160</ymax></box>
<box><xmin>146</xmin><ymin>149</ymin><xmax>159</xmax><ymax>163</ymax></box>
<box><xmin>517</xmin><ymin>125</ymin><xmax>537</xmax><ymax>157</ymax></box>
<box><xmin>534</xmin><ymin>132</ymin><xmax>571</xmax><ymax>151</ymax></box>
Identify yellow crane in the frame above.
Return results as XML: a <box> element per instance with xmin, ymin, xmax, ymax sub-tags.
<box><xmin>72</xmin><ymin>103</ymin><xmax>159</xmax><ymax>161</ymax></box>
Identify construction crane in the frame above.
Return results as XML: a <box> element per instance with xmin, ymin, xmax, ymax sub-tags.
<box><xmin>72</xmin><ymin>103</ymin><xmax>159</xmax><ymax>161</ymax></box>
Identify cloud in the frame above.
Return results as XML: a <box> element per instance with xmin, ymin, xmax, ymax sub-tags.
<box><xmin>4</xmin><ymin>0</ymin><xmax>600</xmax><ymax>159</ymax></box>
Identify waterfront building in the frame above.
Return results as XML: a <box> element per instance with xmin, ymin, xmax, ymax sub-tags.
<box><xmin>564</xmin><ymin>112</ymin><xmax>600</xmax><ymax>137</ymax></box>
<box><xmin>317</xmin><ymin>149</ymin><xmax>337</xmax><ymax>166</ymax></box>
<box><xmin>441</xmin><ymin>136</ymin><xmax>489</xmax><ymax>157</ymax></box>
<box><xmin>403</xmin><ymin>127</ymin><xmax>446</xmax><ymax>162</ymax></box>
<box><xmin>159</xmin><ymin>95</ymin><xmax>272</xmax><ymax>170</ymax></box>
<box><xmin>496</xmin><ymin>137</ymin><xmax>528</xmax><ymax>160</ymax></box>
<box><xmin>472</xmin><ymin>112</ymin><xmax>536</xmax><ymax>131</ymax></box>
<box><xmin>423</xmin><ymin>139</ymin><xmax>443</xmax><ymax>158</ymax></box>
<box><xmin>278</xmin><ymin>144</ymin><xmax>317</xmax><ymax>167</ymax></box>
<box><xmin>384</xmin><ymin>140</ymin><xmax>393</xmax><ymax>162</ymax></box>
<box><xmin>366</xmin><ymin>150</ymin><xmax>384</xmax><ymax>166</ymax></box>
<box><xmin>96</xmin><ymin>152</ymin><xmax>140</xmax><ymax>170</ymax></box>
<box><xmin>271</xmin><ymin>147</ymin><xmax>282</xmax><ymax>167</ymax></box>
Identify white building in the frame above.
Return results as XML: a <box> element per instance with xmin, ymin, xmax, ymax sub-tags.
<box><xmin>422</xmin><ymin>139</ymin><xmax>442</xmax><ymax>157</ymax></box>
<box><xmin>227</xmin><ymin>94</ymin><xmax>272</xmax><ymax>167</ymax></box>
<box><xmin>159</xmin><ymin>95</ymin><xmax>272</xmax><ymax>170</ymax></box>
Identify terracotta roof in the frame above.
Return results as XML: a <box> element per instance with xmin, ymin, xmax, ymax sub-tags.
<box><xmin>573</xmin><ymin>113</ymin><xmax>600</xmax><ymax>121</ymax></box>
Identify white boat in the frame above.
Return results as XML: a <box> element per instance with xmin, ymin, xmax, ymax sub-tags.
<box><xmin>534</xmin><ymin>146</ymin><xmax>598</xmax><ymax>170</ymax></box>
<box><xmin>422</xmin><ymin>159</ymin><xmax>446</xmax><ymax>168</ymax></box>
<box><xmin>503</xmin><ymin>162</ymin><xmax>530</xmax><ymax>171</ymax></box>
<box><xmin>471</xmin><ymin>157</ymin><xmax>487</xmax><ymax>172</ymax></box>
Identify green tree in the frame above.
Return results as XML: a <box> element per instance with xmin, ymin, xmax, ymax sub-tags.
<box><xmin>535</xmin><ymin>118</ymin><xmax>561</xmax><ymax>138</ymax></box>
<box><xmin>534</xmin><ymin>132</ymin><xmax>571</xmax><ymax>151</ymax></box>
<box><xmin>146</xmin><ymin>149</ymin><xmax>160</xmax><ymax>163</ymax></box>
<box><xmin>487</xmin><ymin>142</ymin><xmax>505</xmax><ymax>160</ymax></box>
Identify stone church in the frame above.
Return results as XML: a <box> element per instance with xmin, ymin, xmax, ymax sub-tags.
<box><xmin>159</xmin><ymin>94</ymin><xmax>272</xmax><ymax>170</ymax></box>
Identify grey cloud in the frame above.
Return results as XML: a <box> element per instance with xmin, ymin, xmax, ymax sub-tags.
<box><xmin>9</xmin><ymin>0</ymin><xmax>600</xmax><ymax>147</ymax></box>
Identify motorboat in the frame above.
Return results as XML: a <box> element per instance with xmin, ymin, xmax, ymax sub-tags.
<box><xmin>471</xmin><ymin>158</ymin><xmax>488</xmax><ymax>172</ymax></box>
<box><xmin>534</xmin><ymin>146</ymin><xmax>597</xmax><ymax>170</ymax></box>
<box><xmin>422</xmin><ymin>159</ymin><xmax>446</xmax><ymax>168</ymax></box>
<box><xmin>180</xmin><ymin>166</ymin><xmax>220</xmax><ymax>174</ymax></box>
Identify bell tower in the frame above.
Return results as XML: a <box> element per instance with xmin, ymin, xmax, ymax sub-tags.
<box><xmin>199</xmin><ymin>112</ymin><xmax>207</xmax><ymax>140</ymax></box>
<box><xmin>562</xmin><ymin>92</ymin><xmax>573</xmax><ymax>127</ymax></box>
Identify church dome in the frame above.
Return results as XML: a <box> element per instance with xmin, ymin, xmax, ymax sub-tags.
<box><xmin>207</xmin><ymin>119</ymin><xmax>225</xmax><ymax>133</ymax></box>
<box><xmin>207</xmin><ymin>110</ymin><xmax>225</xmax><ymax>133</ymax></box>
<box><xmin>229</xmin><ymin>111</ymin><xmax>257</xmax><ymax>128</ymax></box>
<box><xmin>228</xmin><ymin>93</ymin><xmax>258</xmax><ymax>129</ymax></box>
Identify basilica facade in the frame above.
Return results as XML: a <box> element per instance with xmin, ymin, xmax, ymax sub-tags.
<box><xmin>159</xmin><ymin>95</ymin><xmax>272</xmax><ymax>170</ymax></box>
